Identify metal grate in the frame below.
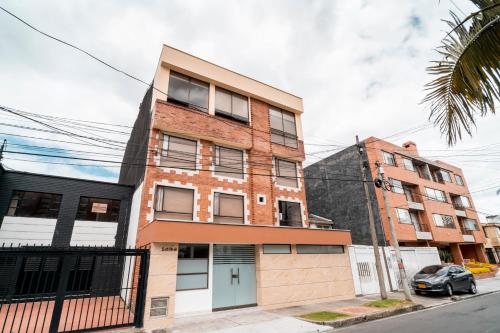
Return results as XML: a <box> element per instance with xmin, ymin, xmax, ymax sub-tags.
<box><xmin>213</xmin><ymin>245</ymin><xmax>255</xmax><ymax>264</ymax></box>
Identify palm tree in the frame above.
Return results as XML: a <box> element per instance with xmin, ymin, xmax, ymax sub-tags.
<box><xmin>423</xmin><ymin>0</ymin><xmax>500</xmax><ymax>146</ymax></box>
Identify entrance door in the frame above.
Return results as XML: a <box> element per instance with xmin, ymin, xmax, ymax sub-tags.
<box><xmin>212</xmin><ymin>244</ymin><xmax>256</xmax><ymax>310</ymax></box>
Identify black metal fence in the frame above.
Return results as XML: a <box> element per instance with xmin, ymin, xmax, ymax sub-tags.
<box><xmin>0</xmin><ymin>247</ymin><xmax>149</xmax><ymax>333</ymax></box>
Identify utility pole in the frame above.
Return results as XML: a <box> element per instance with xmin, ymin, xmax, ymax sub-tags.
<box><xmin>356</xmin><ymin>135</ymin><xmax>387</xmax><ymax>300</ymax></box>
<box><xmin>375</xmin><ymin>160</ymin><xmax>413</xmax><ymax>301</ymax></box>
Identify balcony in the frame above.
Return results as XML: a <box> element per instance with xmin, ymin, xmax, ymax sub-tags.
<box><xmin>408</xmin><ymin>201</ymin><xmax>424</xmax><ymax>211</ymax></box>
<box><xmin>461</xmin><ymin>229</ymin><xmax>475</xmax><ymax>243</ymax></box>
<box><xmin>414</xmin><ymin>223</ymin><xmax>432</xmax><ymax>240</ymax></box>
<box><xmin>455</xmin><ymin>209</ymin><xmax>467</xmax><ymax>218</ymax></box>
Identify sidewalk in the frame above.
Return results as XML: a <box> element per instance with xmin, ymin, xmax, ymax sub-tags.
<box><xmin>112</xmin><ymin>274</ymin><xmax>500</xmax><ymax>333</ymax></box>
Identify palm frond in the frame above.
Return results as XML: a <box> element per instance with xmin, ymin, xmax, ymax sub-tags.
<box><xmin>423</xmin><ymin>1</ymin><xmax>500</xmax><ymax>146</ymax></box>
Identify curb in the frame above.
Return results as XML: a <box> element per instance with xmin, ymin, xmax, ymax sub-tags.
<box><xmin>301</xmin><ymin>304</ymin><xmax>424</xmax><ymax>329</ymax></box>
<box><xmin>426</xmin><ymin>289</ymin><xmax>500</xmax><ymax>308</ymax></box>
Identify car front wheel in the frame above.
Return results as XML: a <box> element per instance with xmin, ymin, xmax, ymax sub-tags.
<box><xmin>445</xmin><ymin>284</ymin><xmax>453</xmax><ymax>297</ymax></box>
<box><xmin>469</xmin><ymin>282</ymin><xmax>477</xmax><ymax>294</ymax></box>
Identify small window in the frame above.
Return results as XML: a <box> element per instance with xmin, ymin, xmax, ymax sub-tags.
<box><xmin>214</xmin><ymin>146</ymin><xmax>244</xmax><ymax>179</ymax></box>
<box><xmin>155</xmin><ymin>186</ymin><xmax>194</xmax><ymax>221</ymax></box>
<box><xmin>263</xmin><ymin>244</ymin><xmax>291</xmax><ymax>254</ymax></box>
<box><xmin>76</xmin><ymin>197</ymin><xmax>121</xmax><ymax>222</ymax></box>
<box><xmin>215</xmin><ymin>88</ymin><xmax>249</xmax><ymax>123</ymax></box>
<box><xmin>150</xmin><ymin>297</ymin><xmax>168</xmax><ymax>317</ymax></box>
<box><xmin>396</xmin><ymin>208</ymin><xmax>412</xmax><ymax>224</ymax></box>
<box><xmin>382</xmin><ymin>151</ymin><xmax>396</xmax><ymax>166</ymax></box>
<box><xmin>278</xmin><ymin>201</ymin><xmax>302</xmax><ymax>227</ymax></box>
<box><xmin>455</xmin><ymin>174</ymin><xmax>464</xmax><ymax>186</ymax></box>
<box><xmin>275</xmin><ymin>158</ymin><xmax>298</xmax><ymax>188</ymax></box>
<box><xmin>389</xmin><ymin>178</ymin><xmax>404</xmax><ymax>194</ymax></box>
<box><xmin>269</xmin><ymin>108</ymin><xmax>298</xmax><ymax>148</ymax></box>
<box><xmin>425</xmin><ymin>187</ymin><xmax>447</xmax><ymax>202</ymax></box>
<box><xmin>403</xmin><ymin>158</ymin><xmax>415</xmax><ymax>171</ymax></box>
<box><xmin>167</xmin><ymin>71</ymin><xmax>209</xmax><ymax>112</ymax></box>
<box><xmin>439</xmin><ymin>170</ymin><xmax>452</xmax><ymax>182</ymax></box>
<box><xmin>433</xmin><ymin>214</ymin><xmax>455</xmax><ymax>229</ymax></box>
<box><xmin>176</xmin><ymin>244</ymin><xmax>209</xmax><ymax>291</ymax></box>
<box><xmin>463</xmin><ymin>218</ymin><xmax>478</xmax><ymax>231</ymax></box>
<box><xmin>213</xmin><ymin>193</ymin><xmax>244</xmax><ymax>224</ymax></box>
<box><xmin>7</xmin><ymin>190</ymin><xmax>62</xmax><ymax>219</ymax></box>
<box><xmin>159</xmin><ymin>134</ymin><xmax>197</xmax><ymax>169</ymax></box>
<box><xmin>296</xmin><ymin>245</ymin><xmax>344</xmax><ymax>254</ymax></box>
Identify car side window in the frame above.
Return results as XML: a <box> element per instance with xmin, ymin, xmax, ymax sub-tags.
<box><xmin>448</xmin><ymin>267</ymin><xmax>457</xmax><ymax>274</ymax></box>
<box><xmin>456</xmin><ymin>267</ymin><xmax>465</xmax><ymax>273</ymax></box>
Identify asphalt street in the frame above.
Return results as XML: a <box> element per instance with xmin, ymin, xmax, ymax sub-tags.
<box><xmin>335</xmin><ymin>292</ymin><xmax>500</xmax><ymax>333</ymax></box>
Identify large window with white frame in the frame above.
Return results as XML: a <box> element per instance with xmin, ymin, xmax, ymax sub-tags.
<box><xmin>389</xmin><ymin>178</ymin><xmax>404</xmax><ymax>194</ymax></box>
<box><xmin>269</xmin><ymin>108</ymin><xmax>298</xmax><ymax>148</ymax></box>
<box><xmin>155</xmin><ymin>186</ymin><xmax>194</xmax><ymax>221</ymax></box>
<box><xmin>214</xmin><ymin>146</ymin><xmax>244</xmax><ymax>179</ymax></box>
<box><xmin>453</xmin><ymin>195</ymin><xmax>471</xmax><ymax>208</ymax></box>
<box><xmin>425</xmin><ymin>187</ymin><xmax>447</xmax><ymax>202</ymax></box>
<box><xmin>159</xmin><ymin>134</ymin><xmax>197</xmax><ymax>169</ymax></box>
<box><xmin>454</xmin><ymin>174</ymin><xmax>464</xmax><ymax>186</ymax></box>
<box><xmin>462</xmin><ymin>218</ymin><xmax>479</xmax><ymax>231</ymax></box>
<box><xmin>176</xmin><ymin>244</ymin><xmax>209</xmax><ymax>291</ymax></box>
<box><xmin>275</xmin><ymin>158</ymin><xmax>298</xmax><ymax>188</ymax></box>
<box><xmin>215</xmin><ymin>87</ymin><xmax>249</xmax><ymax>123</ymax></box>
<box><xmin>439</xmin><ymin>170</ymin><xmax>452</xmax><ymax>183</ymax></box>
<box><xmin>402</xmin><ymin>158</ymin><xmax>416</xmax><ymax>171</ymax></box>
<box><xmin>433</xmin><ymin>214</ymin><xmax>455</xmax><ymax>229</ymax></box>
<box><xmin>167</xmin><ymin>71</ymin><xmax>209</xmax><ymax>112</ymax></box>
<box><xmin>213</xmin><ymin>193</ymin><xmax>244</xmax><ymax>224</ymax></box>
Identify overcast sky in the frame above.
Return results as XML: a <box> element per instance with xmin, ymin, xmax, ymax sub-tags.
<box><xmin>0</xmin><ymin>0</ymin><xmax>498</xmax><ymax>219</ymax></box>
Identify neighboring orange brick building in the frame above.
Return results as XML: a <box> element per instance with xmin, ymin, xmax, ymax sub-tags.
<box><xmin>119</xmin><ymin>45</ymin><xmax>354</xmax><ymax>329</ymax></box>
<box><xmin>305</xmin><ymin>138</ymin><xmax>487</xmax><ymax>266</ymax></box>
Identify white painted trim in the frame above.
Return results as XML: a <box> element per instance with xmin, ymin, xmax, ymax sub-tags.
<box><xmin>209</xmin><ymin>188</ymin><xmax>250</xmax><ymax>225</ymax></box>
<box><xmin>274</xmin><ymin>196</ymin><xmax>306</xmax><ymax>228</ymax></box>
<box><xmin>0</xmin><ymin>216</ymin><xmax>57</xmax><ymax>246</ymax></box>
<box><xmin>148</xmin><ymin>181</ymin><xmax>200</xmax><ymax>223</ymax></box>
<box><xmin>70</xmin><ymin>220</ymin><xmax>118</xmax><ymax>247</ymax></box>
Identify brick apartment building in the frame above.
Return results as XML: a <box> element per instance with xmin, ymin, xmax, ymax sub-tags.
<box><xmin>120</xmin><ymin>45</ymin><xmax>355</xmax><ymax>329</ymax></box>
<box><xmin>483</xmin><ymin>215</ymin><xmax>500</xmax><ymax>264</ymax></box>
<box><xmin>305</xmin><ymin>138</ymin><xmax>487</xmax><ymax>265</ymax></box>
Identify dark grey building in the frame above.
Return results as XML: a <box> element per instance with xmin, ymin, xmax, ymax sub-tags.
<box><xmin>304</xmin><ymin>144</ymin><xmax>386</xmax><ymax>246</ymax></box>
<box><xmin>0</xmin><ymin>168</ymin><xmax>134</xmax><ymax>248</ymax></box>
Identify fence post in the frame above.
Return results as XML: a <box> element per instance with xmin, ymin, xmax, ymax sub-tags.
<box><xmin>134</xmin><ymin>251</ymin><xmax>150</xmax><ymax>328</ymax></box>
<box><xmin>48</xmin><ymin>254</ymin><xmax>75</xmax><ymax>333</ymax></box>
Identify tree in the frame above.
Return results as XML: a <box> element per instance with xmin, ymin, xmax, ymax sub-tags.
<box><xmin>423</xmin><ymin>0</ymin><xmax>500</xmax><ymax>146</ymax></box>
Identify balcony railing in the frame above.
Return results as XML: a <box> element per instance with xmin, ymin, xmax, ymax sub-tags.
<box><xmin>414</xmin><ymin>223</ymin><xmax>433</xmax><ymax>240</ymax></box>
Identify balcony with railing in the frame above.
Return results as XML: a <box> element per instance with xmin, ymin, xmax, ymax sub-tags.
<box><xmin>414</xmin><ymin>222</ymin><xmax>433</xmax><ymax>240</ymax></box>
<box><xmin>402</xmin><ymin>184</ymin><xmax>424</xmax><ymax>211</ymax></box>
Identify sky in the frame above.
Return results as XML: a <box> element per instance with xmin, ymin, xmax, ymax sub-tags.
<box><xmin>0</xmin><ymin>0</ymin><xmax>498</xmax><ymax>219</ymax></box>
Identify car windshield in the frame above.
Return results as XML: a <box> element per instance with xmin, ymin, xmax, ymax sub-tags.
<box><xmin>418</xmin><ymin>265</ymin><xmax>448</xmax><ymax>276</ymax></box>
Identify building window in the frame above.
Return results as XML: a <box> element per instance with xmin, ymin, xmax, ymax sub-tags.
<box><xmin>433</xmin><ymin>214</ymin><xmax>456</xmax><ymax>229</ymax></box>
<box><xmin>263</xmin><ymin>244</ymin><xmax>291</xmax><ymax>254</ymax></box>
<box><xmin>269</xmin><ymin>108</ymin><xmax>298</xmax><ymax>148</ymax></box>
<box><xmin>215</xmin><ymin>87</ymin><xmax>249</xmax><ymax>123</ymax></box>
<box><xmin>496</xmin><ymin>227</ymin><xmax>500</xmax><ymax>238</ymax></box>
<box><xmin>439</xmin><ymin>170</ymin><xmax>452</xmax><ymax>183</ymax></box>
<box><xmin>296</xmin><ymin>245</ymin><xmax>344</xmax><ymax>254</ymax></box>
<box><xmin>167</xmin><ymin>71</ymin><xmax>209</xmax><ymax>112</ymax></box>
<box><xmin>455</xmin><ymin>174</ymin><xmax>464</xmax><ymax>186</ymax></box>
<box><xmin>382</xmin><ymin>151</ymin><xmax>396</xmax><ymax>166</ymax></box>
<box><xmin>213</xmin><ymin>193</ymin><xmax>244</xmax><ymax>224</ymax></box>
<box><xmin>155</xmin><ymin>186</ymin><xmax>194</xmax><ymax>221</ymax></box>
<box><xmin>7</xmin><ymin>191</ymin><xmax>62</xmax><ymax>219</ymax></box>
<box><xmin>214</xmin><ymin>146</ymin><xmax>244</xmax><ymax>179</ymax></box>
<box><xmin>403</xmin><ymin>158</ymin><xmax>415</xmax><ymax>171</ymax></box>
<box><xmin>278</xmin><ymin>201</ymin><xmax>302</xmax><ymax>227</ymax></box>
<box><xmin>463</xmin><ymin>218</ymin><xmax>479</xmax><ymax>231</ymax></box>
<box><xmin>150</xmin><ymin>297</ymin><xmax>168</xmax><ymax>317</ymax></box>
<box><xmin>389</xmin><ymin>178</ymin><xmax>404</xmax><ymax>194</ymax></box>
<box><xmin>176</xmin><ymin>244</ymin><xmax>209</xmax><ymax>291</ymax></box>
<box><xmin>76</xmin><ymin>197</ymin><xmax>121</xmax><ymax>222</ymax></box>
<box><xmin>275</xmin><ymin>158</ymin><xmax>298</xmax><ymax>188</ymax></box>
<box><xmin>396</xmin><ymin>208</ymin><xmax>412</xmax><ymax>224</ymax></box>
<box><xmin>453</xmin><ymin>195</ymin><xmax>471</xmax><ymax>209</ymax></box>
<box><xmin>425</xmin><ymin>187</ymin><xmax>447</xmax><ymax>202</ymax></box>
<box><xmin>159</xmin><ymin>134</ymin><xmax>197</xmax><ymax>169</ymax></box>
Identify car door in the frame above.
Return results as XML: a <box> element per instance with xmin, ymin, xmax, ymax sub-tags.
<box><xmin>455</xmin><ymin>266</ymin><xmax>469</xmax><ymax>291</ymax></box>
<box><xmin>448</xmin><ymin>266</ymin><xmax>461</xmax><ymax>290</ymax></box>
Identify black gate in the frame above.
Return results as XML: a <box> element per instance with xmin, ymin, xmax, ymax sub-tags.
<box><xmin>0</xmin><ymin>247</ymin><xmax>149</xmax><ymax>333</ymax></box>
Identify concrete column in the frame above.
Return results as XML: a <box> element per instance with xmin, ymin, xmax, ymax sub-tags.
<box><xmin>450</xmin><ymin>243</ymin><xmax>464</xmax><ymax>264</ymax></box>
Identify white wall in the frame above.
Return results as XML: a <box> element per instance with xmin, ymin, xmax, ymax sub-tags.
<box><xmin>121</xmin><ymin>182</ymin><xmax>143</xmax><ymax>303</ymax></box>
<box><xmin>175</xmin><ymin>244</ymin><xmax>214</xmax><ymax>315</ymax></box>
<box><xmin>70</xmin><ymin>220</ymin><xmax>118</xmax><ymax>246</ymax></box>
<box><xmin>0</xmin><ymin>216</ymin><xmax>57</xmax><ymax>246</ymax></box>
